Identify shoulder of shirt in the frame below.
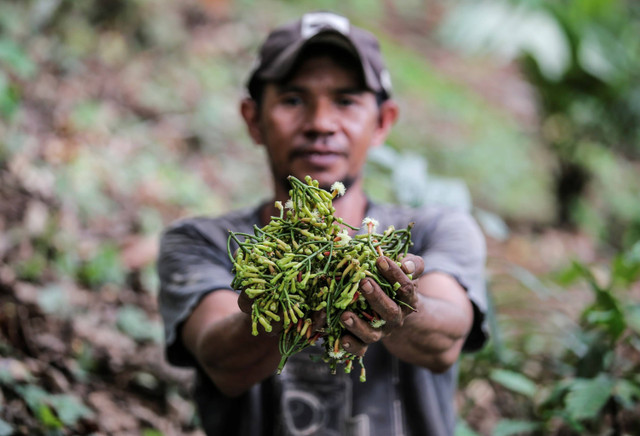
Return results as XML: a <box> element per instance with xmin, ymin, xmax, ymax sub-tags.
<box><xmin>162</xmin><ymin>205</ymin><xmax>261</xmax><ymax>235</ymax></box>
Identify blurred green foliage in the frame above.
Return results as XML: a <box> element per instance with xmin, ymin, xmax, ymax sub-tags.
<box><xmin>116</xmin><ymin>304</ymin><xmax>163</xmax><ymax>343</ymax></box>
<box><xmin>16</xmin><ymin>385</ymin><xmax>94</xmax><ymax>430</ymax></box>
<box><xmin>380</xmin><ymin>40</ymin><xmax>553</xmax><ymax>223</ymax></box>
<box><xmin>459</xmin><ymin>241</ymin><xmax>640</xmax><ymax>434</ymax></box>
<box><xmin>441</xmin><ymin>0</ymin><xmax>640</xmax><ymax>248</ymax></box>
<box><xmin>76</xmin><ymin>242</ymin><xmax>125</xmax><ymax>288</ymax></box>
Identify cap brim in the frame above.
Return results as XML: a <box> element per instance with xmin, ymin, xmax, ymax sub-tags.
<box><xmin>257</xmin><ymin>31</ymin><xmax>381</xmax><ymax>93</ymax></box>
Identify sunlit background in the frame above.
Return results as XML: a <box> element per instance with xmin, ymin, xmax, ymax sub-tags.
<box><xmin>1</xmin><ymin>0</ymin><xmax>639</xmax><ymax>435</ymax></box>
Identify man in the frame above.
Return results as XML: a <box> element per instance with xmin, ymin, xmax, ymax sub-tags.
<box><xmin>158</xmin><ymin>11</ymin><xmax>488</xmax><ymax>436</ymax></box>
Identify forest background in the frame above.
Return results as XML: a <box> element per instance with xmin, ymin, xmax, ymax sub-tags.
<box><xmin>1</xmin><ymin>0</ymin><xmax>639</xmax><ymax>435</ymax></box>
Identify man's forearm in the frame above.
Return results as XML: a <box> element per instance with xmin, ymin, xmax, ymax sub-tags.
<box><xmin>182</xmin><ymin>290</ymin><xmax>282</xmax><ymax>397</ymax></box>
<box><xmin>382</xmin><ymin>272</ymin><xmax>473</xmax><ymax>372</ymax></box>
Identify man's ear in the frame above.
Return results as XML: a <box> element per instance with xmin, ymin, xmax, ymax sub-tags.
<box><xmin>240</xmin><ymin>97</ymin><xmax>263</xmax><ymax>145</ymax></box>
<box><xmin>372</xmin><ymin>99</ymin><xmax>399</xmax><ymax>148</ymax></box>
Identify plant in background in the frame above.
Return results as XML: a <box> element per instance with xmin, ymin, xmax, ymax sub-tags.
<box><xmin>466</xmin><ymin>243</ymin><xmax>640</xmax><ymax>435</ymax></box>
<box><xmin>534</xmin><ymin>243</ymin><xmax>640</xmax><ymax>434</ymax></box>
<box><xmin>0</xmin><ymin>357</ymin><xmax>94</xmax><ymax>435</ymax></box>
<box><xmin>440</xmin><ymin>0</ymin><xmax>640</xmax><ymax>248</ymax></box>
<box><xmin>518</xmin><ymin>0</ymin><xmax>640</xmax><ymax>234</ymax></box>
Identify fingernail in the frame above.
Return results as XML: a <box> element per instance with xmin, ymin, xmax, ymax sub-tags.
<box><xmin>342</xmin><ymin>341</ymin><xmax>351</xmax><ymax>349</ymax></box>
<box><xmin>343</xmin><ymin>316</ymin><xmax>353</xmax><ymax>327</ymax></box>
<box><xmin>403</xmin><ymin>260</ymin><xmax>415</xmax><ymax>274</ymax></box>
<box><xmin>378</xmin><ymin>258</ymin><xmax>389</xmax><ymax>271</ymax></box>
<box><xmin>361</xmin><ymin>280</ymin><xmax>373</xmax><ymax>294</ymax></box>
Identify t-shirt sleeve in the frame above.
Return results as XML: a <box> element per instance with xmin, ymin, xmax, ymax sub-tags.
<box><xmin>412</xmin><ymin>208</ymin><xmax>489</xmax><ymax>351</ymax></box>
<box><xmin>157</xmin><ymin>218</ymin><xmax>237</xmax><ymax>367</ymax></box>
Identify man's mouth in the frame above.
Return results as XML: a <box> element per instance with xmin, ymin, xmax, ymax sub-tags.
<box><xmin>291</xmin><ymin>150</ymin><xmax>346</xmax><ymax>167</ymax></box>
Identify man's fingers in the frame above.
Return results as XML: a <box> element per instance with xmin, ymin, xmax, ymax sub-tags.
<box><xmin>377</xmin><ymin>256</ymin><xmax>420</xmax><ymax>286</ymax></box>
<box><xmin>400</xmin><ymin>254</ymin><xmax>424</xmax><ymax>277</ymax></box>
<box><xmin>375</xmin><ymin>256</ymin><xmax>418</xmax><ymax>308</ymax></box>
<box><xmin>359</xmin><ymin>278</ymin><xmax>403</xmax><ymax>328</ymax></box>
<box><xmin>340</xmin><ymin>311</ymin><xmax>382</xmax><ymax>348</ymax></box>
<box><xmin>340</xmin><ymin>334</ymin><xmax>368</xmax><ymax>357</ymax></box>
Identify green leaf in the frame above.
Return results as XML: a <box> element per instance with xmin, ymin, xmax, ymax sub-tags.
<box><xmin>16</xmin><ymin>384</ymin><xmax>49</xmax><ymax>411</ymax></box>
<box><xmin>16</xmin><ymin>384</ymin><xmax>63</xmax><ymax>429</ymax></box>
<box><xmin>0</xmin><ymin>70</ymin><xmax>20</xmax><ymax>119</ymax></box>
<box><xmin>142</xmin><ymin>429</ymin><xmax>164</xmax><ymax>436</ymax></box>
<box><xmin>49</xmin><ymin>394</ymin><xmax>94</xmax><ymax>426</ymax></box>
<box><xmin>490</xmin><ymin>369</ymin><xmax>537</xmax><ymax>398</ymax></box>
<box><xmin>612</xmin><ymin>251</ymin><xmax>640</xmax><ymax>286</ymax></box>
<box><xmin>15</xmin><ymin>384</ymin><xmax>93</xmax><ymax>428</ymax></box>
<box><xmin>0</xmin><ymin>418</ymin><xmax>14</xmax><ymax>436</ymax></box>
<box><xmin>585</xmin><ymin>309</ymin><xmax>618</xmax><ymax>324</ymax></box>
<box><xmin>77</xmin><ymin>242</ymin><xmax>125</xmax><ymax>288</ymax></box>
<box><xmin>15</xmin><ymin>251</ymin><xmax>48</xmax><ymax>281</ymax></box>
<box><xmin>565</xmin><ymin>375</ymin><xmax>614</xmax><ymax>421</ymax></box>
<box><xmin>493</xmin><ymin>419</ymin><xmax>541</xmax><ymax>436</ymax></box>
<box><xmin>626</xmin><ymin>241</ymin><xmax>640</xmax><ymax>263</ymax></box>
<box><xmin>0</xmin><ymin>38</ymin><xmax>36</xmax><ymax>78</ymax></box>
<box><xmin>116</xmin><ymin>305</ymin><xmax>163</xmax><ymax>343</ymax></box>
<box><xmin>37</xmin><ymin>284</ymin><xmax>70</xmax><ymax>316</ymax></box>
<box><xmin>35</xmin><ymin>403</ymin><xmax>63</xmax><ymax>429</ymax></box>
<box><xmin>613</xmin><ymin>379</ymin><xmax>640</xmax><ymax>409</ymax></box>
<box><xmin>626</xmin><ymin>304</ymin><xmax>640</xmax><ymax>335</ymax></box>
<box><xmin>553</xmin><ymin>260</ymin><xmax>587</xmax><ymax>286</ymax></box>
<box><xmin>583</xmin><ymin>288</ymin><xmax>626</xmax><ymax>339</ymax></box>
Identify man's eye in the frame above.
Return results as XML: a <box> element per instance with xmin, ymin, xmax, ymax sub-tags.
<box><xmin>282</xmin><ymin>96</ymin><xmax>303</xmax><ymax>106</ymax></box>
<box><xmin>337</xmin><ymin>97</ymin><xmax>355</xmax><ymax>107</ymax></box>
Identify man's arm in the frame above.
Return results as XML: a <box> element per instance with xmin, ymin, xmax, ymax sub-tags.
<box><xmin>382</xmin><ymin>271</ymin><xmax>473</xmax><ymax>371</ymax></box>
<box><xmin>339</xmin><ymin>255</ymin><xmax>474</xmax><ymax>373</ymax></box>
<box><xmin>181</xmin><ymin>290</ymin><xmax>282</xmax><ymax>397</ymax></box>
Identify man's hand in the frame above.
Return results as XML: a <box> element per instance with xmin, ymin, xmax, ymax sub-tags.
<box><xmin>338</xmin><ymin>254</ymin><xmax>424</xmax><ymax>355</ymax></box>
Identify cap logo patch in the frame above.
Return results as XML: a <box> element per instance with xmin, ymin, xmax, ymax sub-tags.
<box><xmin>301</xmin><ymin>12</ymin><xmax>350</xmax><ymax>39</ymax></box>
<box><xmin>379</xmin><ymin>69</ymin><xmax>392</xmax><ymax>94</ymax></box>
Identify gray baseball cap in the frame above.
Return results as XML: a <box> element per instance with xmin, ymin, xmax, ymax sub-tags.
<box><xmin>247</xmin><ymin>12</ymin><xmax>392</xmax><ymax>98</ymax></box>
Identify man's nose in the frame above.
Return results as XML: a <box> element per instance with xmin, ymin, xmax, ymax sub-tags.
<box><xmin>304</xmin><ymin>99</ymin><xmax>337</xmax><ymax>135</ymax></box>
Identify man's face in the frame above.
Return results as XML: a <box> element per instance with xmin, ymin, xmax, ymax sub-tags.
<box><xmin>252</xmin><ymin>55</ymin><xmax>386</xmax><ymax>192</ymax></box>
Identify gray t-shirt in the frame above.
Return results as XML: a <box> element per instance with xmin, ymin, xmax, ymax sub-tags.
<box><xmin>157</xmin><ymin>201</ymin><xmax>488</xmax><ymax>436</ymax></box>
